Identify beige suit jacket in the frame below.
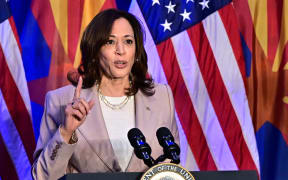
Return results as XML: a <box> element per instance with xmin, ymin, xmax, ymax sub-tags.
<box><xmin>32</xmin><ymin>84</ymin><xmax>179</xmax><ymax>180</ymax></box>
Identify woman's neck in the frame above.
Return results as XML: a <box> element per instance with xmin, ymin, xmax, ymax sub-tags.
<box><xmin>99</xmin><ymin>76</ymin><xmax>130</xmax><ymax>97</ymax></box>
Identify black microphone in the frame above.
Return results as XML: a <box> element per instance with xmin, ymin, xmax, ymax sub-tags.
<box><xmin>127</xmin><ymin>128</ymin><xmax>155</xmax><ymax>167</ymax></box>
<box><xmin>156</xmin><ymin>127</ymin><xmax>180</xmax><ymax>164</ymax></box>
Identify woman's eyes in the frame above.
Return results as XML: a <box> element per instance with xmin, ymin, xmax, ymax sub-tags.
<box><xmin>125</xmin><ymin>39</ymin><xmax>134</xmax><ymax>45</ymax></box>
<box><xmin>106</xmin><ymin>39</ymin><xmax>115</xmax><ymax>45</ymax></box>
<box><xmin>106</xmin><ymin>39</ymin><xmax>134</xmax><ymax>45</ymax></box>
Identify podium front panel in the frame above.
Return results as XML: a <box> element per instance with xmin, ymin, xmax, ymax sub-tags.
<box><xmin>60</xmin><ymin>170</ymin><xmax>258</xmax><ymax>180</ymax></box>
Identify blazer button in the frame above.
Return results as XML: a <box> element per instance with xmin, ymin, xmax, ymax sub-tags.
<box><xmin>50</xmin><ymin>156</ymin><xmax>55</xmax><ymax>160</ymax></box>
<box><xmin>52</xmin><ymin>151</ymin><xmax>57</xmax><ymax>158</ymax></box>
<box><xmin>56</xmin><ymin>144</ymin><xmax>60</xmax><ymax>149</ymax></box>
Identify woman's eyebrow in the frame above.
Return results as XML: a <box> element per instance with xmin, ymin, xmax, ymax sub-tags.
<box><xmin>109</xmin><ymin>34</ymin><xmax>134</xmax><ymax>38</ymax></box>
<box><xmin>124</xmin><ymin>34</ymin><xmax>134</xmax><ymax>38</ymax></box>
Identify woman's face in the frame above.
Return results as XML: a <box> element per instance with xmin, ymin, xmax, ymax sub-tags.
<box><xmin>99</xmin><ymin>17</ymin><xmax>136</xmax><ymax>80</ymax></box>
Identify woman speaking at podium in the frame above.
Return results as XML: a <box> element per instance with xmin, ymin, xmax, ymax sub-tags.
<box><xmin>32</xmin><ymin>9</ymin><xmax>179</xmax><ymax>180</ymax></box>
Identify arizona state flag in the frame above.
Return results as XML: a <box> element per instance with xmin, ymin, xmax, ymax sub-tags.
<box><xmin>234</xmin><ymin>0</ymin><xmax>288</xmax><ymax>179</ymax></box>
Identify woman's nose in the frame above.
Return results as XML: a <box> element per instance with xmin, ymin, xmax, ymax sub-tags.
<box><xmin>115</xmin><ymin>42</ymin><xmax>125</xmax><ymax>55</ymax></box>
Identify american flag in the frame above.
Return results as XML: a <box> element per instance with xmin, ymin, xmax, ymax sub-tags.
<box><xmin>130</xmin><ymin>0</ymin><xmax>259</xmax><ymax>171</ymax></box>
<box><xmin>0</xmin><ymin>0</ymin><xmax>261</xmax><ymax>179</ymax></box>
<box><xmin>0</xmin><ymin>0</ymin><xmax>35</xmax><ymax>179</ymax></box>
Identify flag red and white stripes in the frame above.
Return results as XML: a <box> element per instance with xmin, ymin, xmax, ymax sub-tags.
<box><xmin>0</xmin><ymin>13</ymin><xmax>35</xmax><ymax>180</ymax></box>
<box><xmin>130</xmin><ymin>0</ymin><xmax>260</xmax><ymax>172</ymax></box>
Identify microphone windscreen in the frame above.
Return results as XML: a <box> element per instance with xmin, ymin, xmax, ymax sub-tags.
<box><xmin>127</xmin><ymin>128</ymin><xmax>155</xmax><ymax>167</ymax></box>
<box><xmin>127</xmin><ymin>128</ymin><xmax>145</xmax><ymax>147</ymax></box>
<box><xmin>156</xmin><ymin>127</ymin><xmax>174</xmax><ymax>145</ymax></box>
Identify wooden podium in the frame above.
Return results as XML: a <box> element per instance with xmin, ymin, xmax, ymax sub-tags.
<box><xmin>60</xmin><ymin>170</ymin><xmax>258</xmax><ymax>180</ymax></box>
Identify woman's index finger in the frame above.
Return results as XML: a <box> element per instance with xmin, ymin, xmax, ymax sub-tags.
<box><xmin>74</xmin><ymin>76</ymin><xmax>83</xmax><ymax>99</ymax></box>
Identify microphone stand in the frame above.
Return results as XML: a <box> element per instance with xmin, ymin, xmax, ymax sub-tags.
<box><xmin>154</xmin><ymin>155</ymin><xmax>166</xmax><ymax>164</ymax></box>
<box><xmin>154</xmin><ymin>153</ymin><xmax>180</xmax><ymax>164</ymax></box>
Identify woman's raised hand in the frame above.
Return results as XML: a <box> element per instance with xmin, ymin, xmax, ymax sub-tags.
<box><xmin>60</xmin><ymin>76</ymin><xmax>95</xmax><ymax>143</ymax></box>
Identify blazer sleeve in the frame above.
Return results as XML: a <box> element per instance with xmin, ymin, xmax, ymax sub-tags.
<box><xmin>32</xmin><ymin>91</ymin><xmax>77</xmax><ymax>180</ymax></box>
<box><xmin>165</xmin><ymin>84</ymin><xmax>180</xmax><ymax>148</ymax></box>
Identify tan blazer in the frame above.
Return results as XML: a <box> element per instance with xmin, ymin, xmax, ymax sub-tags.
<box><xmin>32</xmin><ymin>84</ymin><xmax>179</xmax><ymax>180</ymax></box>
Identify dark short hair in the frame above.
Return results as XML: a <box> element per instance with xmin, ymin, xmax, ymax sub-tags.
<box><xmin>75</xmin><ymin>8</ymin><xmax>154</xmax><ymax>96</ymax></box>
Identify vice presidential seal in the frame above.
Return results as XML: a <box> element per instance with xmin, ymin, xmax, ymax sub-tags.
<box><xmin>141</xmin><ymin>163</ymin><xmax>195</xmax><ymax>180</ymax></box>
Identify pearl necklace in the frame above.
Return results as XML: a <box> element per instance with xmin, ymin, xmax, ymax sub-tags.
<box><xmin>98</xmin><ymin>89</ymin><xmax>130</xmax><ymax>110</ymax></box>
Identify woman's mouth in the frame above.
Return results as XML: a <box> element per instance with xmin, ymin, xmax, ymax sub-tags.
<box><xmin>114</xmin><ymin>60</ymin><xmax>128</xmax><ymax>69</ymax></box>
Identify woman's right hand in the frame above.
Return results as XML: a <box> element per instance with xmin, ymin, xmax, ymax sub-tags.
<box><xmin>60</xmin><ymin>76</ymin><xmax>95</xmax><ymax>143</ymax></box>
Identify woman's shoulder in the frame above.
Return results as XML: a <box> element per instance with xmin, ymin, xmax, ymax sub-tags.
<box><xmin>142</xmin><ymin>83</ymin><xmax>173</xmax><ymax>101</ymax></box>
<box><xmin>46</xmin><ymin>84</ymin><xmax>75</xmax><ymax>98</ymax></box>
<box><xmin>44</xmin><ymin>85</ymin><xmax>75</xmax><ymax>105</ymax></box>
<box><xmin>46</xmin><ymin>84</ymin><xmax>96</xmax><ymax>103</ymax></box>
<box><xmin>142</xmin><ymin>83</ymin><xmax>174</xmax><ymax>111</ymax></box>
<box><xmin>153</xmin><ymin>83</ymin><xmax>172</xmax><ymax>95</ymax></box>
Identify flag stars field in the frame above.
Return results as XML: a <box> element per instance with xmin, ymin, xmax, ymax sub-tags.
<box><xmin>152</xmin><ymin>0</ymin><xmax>160</xmax><ymax>6</ymax></box>
<box><xmin>161</xmin><ymin>19</ymin><xmax>172</xmax><ymax>32</ymax></box>
<box><xmin>199</xmin><ymin>0</ymin><xmax>210</xmax><ymax>10</ymax></box>
<box><xmin>186</xmin><ymin>0</ymin><xmax>195</xmax><ymax>3</ymax></box>
<box><xmin>180</xmin><ymin>9</ymin><xmax>192</xmax><ymax>22</ymax></box>
<box><xmin>165</xmin><ymin>1</ymin><xmax>176</xmax><ymax>14</ymax></box>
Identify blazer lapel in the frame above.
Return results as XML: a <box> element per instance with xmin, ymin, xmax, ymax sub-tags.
<box><xmin>126</xmin><ymin>90</ymin><xmax>154</xmax><ymax>171</ymax></box>
<box><xmin>78</xmin><ymin>86</ymin><xmax>120</xmax><ymax>171</ymax></box>
<box><xmin>135</xmin><ymin>90</ymin><xmax>153</xmax><ymax>132</ymax></box>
